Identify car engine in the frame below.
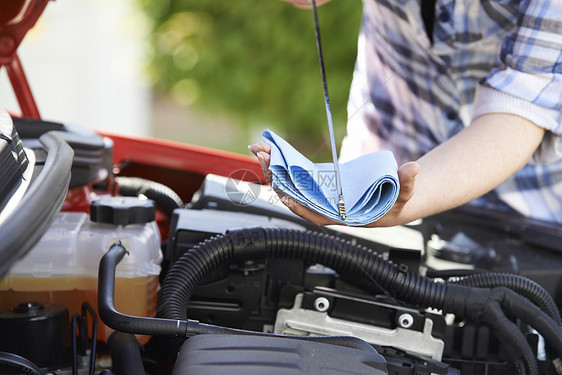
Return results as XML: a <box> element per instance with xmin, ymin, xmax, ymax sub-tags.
<box><xmin>0</xmin><ymin>114</ymin><xmax>561</xmax><ymax>375</ymax></box>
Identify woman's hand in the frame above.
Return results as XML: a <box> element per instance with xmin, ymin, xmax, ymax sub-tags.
<box><xmin>280</xmin><ymin>0</ymin><xmax>332</xmax><ymax>9</ymax></box>
<box><xmin>248</xmin><ymin>142</ymin><xmax>419</xmax><ymax>227</ymax></box>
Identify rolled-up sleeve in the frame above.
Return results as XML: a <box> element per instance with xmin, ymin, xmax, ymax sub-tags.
<box><xmin>474</xmin><ymin>0</ymin><xmax>562</xmax><ymax>147</ymax></box>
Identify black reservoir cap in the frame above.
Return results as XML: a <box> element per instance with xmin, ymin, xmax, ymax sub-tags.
<box><xmin>90</xmin><ymin>197</ymin><xmax>155</xmax><ymax>226</ymax></box>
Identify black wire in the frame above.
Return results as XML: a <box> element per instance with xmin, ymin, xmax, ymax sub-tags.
<box><xmin>453</xmin><ymin>273</ymin><xmax>562</xmax><ymax>326</ymax></box>
<box><xmin>71</xmin><ymin>313</ymin><xmax>82</xmax><ymax>375</ymax></box>
<box><xmin>0</xmin><ymin>351</ymin><xmax>42</xmax><ymax>375</ymax></box>
<box><xmin>498</xmin><ymin>288</ymin><xmax>562</xmax><ymax>358</ymax></box>
<box><xmin>81</xmin><ymin>302</ymin><xmax>98</xmax><ymax>375</ymax></box>
<box><xmin>484</xmin><ymin>300</ymin><xmax>538</xmax><ymax>375</ymax></box>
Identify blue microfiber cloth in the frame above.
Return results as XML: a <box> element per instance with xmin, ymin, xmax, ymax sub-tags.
<box><xmin>261</xmin><ymin>129</ymin><xmax>400</xmax><ymax>226</ymax></box>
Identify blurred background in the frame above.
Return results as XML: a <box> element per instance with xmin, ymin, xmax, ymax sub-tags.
<box><xmin>0</xmin><ymin>0</ymin><xmax>362</xmax><ymax>160</ymax></box>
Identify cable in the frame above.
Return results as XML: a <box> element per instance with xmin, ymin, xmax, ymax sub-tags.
<box><xmin>498</xmin><ymin>288</ymin><xmax>562</xmax><ymax>358</ymax></box>
<box><xmin>81</xmin><ymin>302</ymin><xmax>98</xmax><ymax>375</ymax></box>
<box><xmin>451</xmin><ymin>273</ymin><xmax>561</xmax><ymax>326</ymax></box>
<box><xmin>483</xmin><ymin>301</ymin><xmax>538</xmax><ymax>375</ymax></box>
<box><xmin>445</xmin><ymin>284</ymin><xmax>562</xmax><ymax>365</ymax></box>
<box><xmin>71</xmin><ymin>313</ymin><xmax>81</xmax><ymax>375</ymax></box>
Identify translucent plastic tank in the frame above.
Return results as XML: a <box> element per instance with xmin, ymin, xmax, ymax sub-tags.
<box><xmin>0</xmin><ymin>198</ymin><xmax>162</xmax><ymax>342</ymax></box>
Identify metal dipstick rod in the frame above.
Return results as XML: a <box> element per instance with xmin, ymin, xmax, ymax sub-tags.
<box><xmin>311</xmin><ymin>0</ymin><xmax>346</xmax><ymax>220</ymax></box>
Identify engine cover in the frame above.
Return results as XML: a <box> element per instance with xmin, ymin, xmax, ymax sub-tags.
<box><xmin>172</xmin><ymin>334</ymin><xmax>388</xmax><ymax>375</ymax></box>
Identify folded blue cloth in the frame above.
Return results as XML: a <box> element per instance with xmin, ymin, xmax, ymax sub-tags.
<box><xmin>261</xmin><ymin>129</ymin><xmax>400</xmax><ymax>226</ymax></box>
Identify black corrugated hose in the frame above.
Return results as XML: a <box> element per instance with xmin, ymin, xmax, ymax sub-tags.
<box><xmin>98</xmin><ymin>228</ymin><xmax>562</xmax><ymax>375</ymax></box>
<box><xmin>450</xmin><ymin>272</ymin><xmax>562</xmax><ymax>326</ymax></box>
<box><xmin>156</xmin><ymin>228</ymin><xmax>447</xmax><ymax>321</ymax></box>
<box><xmin>443</xmin><ymin>284</ymin><xmax>562</xmax><ymax>375</ymax></box>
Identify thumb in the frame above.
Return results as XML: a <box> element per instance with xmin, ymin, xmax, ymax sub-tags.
<box><xmin>397</xmin><ymin>161</ymin><xmax>419</xmax><ymax>202</ymax></box>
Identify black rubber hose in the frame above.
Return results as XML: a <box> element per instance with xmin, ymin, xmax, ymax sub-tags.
<box><xmin>483</xmin><ymin>301</ymin><xmax>538</xmax><ymax>375</ymax></box>
<box><xmin>98</xmin><ymin>242</ymin><xmax>188</xmax><ymax>337</ymax></box>
<box><xmin>444</xmin><ymin>284</ymin><xmax>562</xmax><ymax>366</ymax></box>
<box><xmin>0</xmin><ymin>351</ymin><xmax>42</xmax><ymax>375</ymax></box>
<box><xmin>498</xmin><ymin>288</ymin><xmax>562</xmax><ymax>358</ymax></box>
<box><xmin>157</xmin><ymin>228</ymin><xmax>447</xmax><ymax>323</ymax></box>
<box><xmin>115</xmin><ymin>176</ymin><xmax>184</xmax><ymax>217</ymax></box>
<box><xmin>451</xmin><ymin>273</ymin><xmax>562</xmax><ymax>326</ymax></box>
<box><xmin>107</xmin><ymin>332</ymin><xmax>146</xmax><ymax>375</ymax></box>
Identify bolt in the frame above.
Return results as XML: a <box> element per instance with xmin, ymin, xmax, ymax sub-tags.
<box><xmin>398</xmin><ymin>313</ymin><xmax>414</xmax><ymax>328</ymax></box>
<box><xmin>314</xmin><ymin>297</ymin><xmax>330</xmax><ymax>312</ymax></box>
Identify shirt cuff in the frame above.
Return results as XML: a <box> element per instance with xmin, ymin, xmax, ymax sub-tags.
<box><xmin>473</xmin><ymin>84</ymin><xmax>562</xmax><ymax>164</ymax></box>
<box><xmin>473</xmin><ymin>84</ymin><xmax>562</xmax><ymax>134</ymax></box>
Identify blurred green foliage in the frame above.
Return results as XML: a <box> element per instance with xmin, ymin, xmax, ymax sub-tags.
<box><xmin>139</xmin><ymin>0</ymin><xmax>362</xmax><ymax>157</ymax></box>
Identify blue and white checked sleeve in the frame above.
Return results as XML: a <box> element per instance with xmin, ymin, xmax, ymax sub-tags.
<box><xmin>475</xmin><ymin>0</ymin><xmax>562</xmax><ymax>137</ymax></box>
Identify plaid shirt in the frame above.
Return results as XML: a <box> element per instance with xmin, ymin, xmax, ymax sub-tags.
<box><xmin>340</xmin><ymin>0</ymin><xmax>562</xmax><ymax>222</ymax></box>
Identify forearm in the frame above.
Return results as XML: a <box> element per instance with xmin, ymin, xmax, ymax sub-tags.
<box><xmin>399</xmin><ymin>113</ymin><xmax>545</xmax><ymax>223</ymax></box>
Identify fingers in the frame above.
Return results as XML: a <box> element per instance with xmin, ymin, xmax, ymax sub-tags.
<box><xmin>397</xmin><ymin>161</ymin><xmax>419</xmax><ymax>203</ymax></box>
<box><xmin>257</xmin><ymin>152</ymin><xmax>272</xmax><ymax>185</ymax></box>
<box><xmin>279</xmin><ymin>194</ymin><xmax>337</xmax><ymax>226</ymax></box>
<box><xmin>249</xmin><ymin>143</ymin><xmax>273</xmax><ymax>184</ymax></box>
<box><xmin>248</xmin><ymin>142</ymin><xmax>271</xmax><ymax>155</ymax></box>
<box><xmin>273</xmin><ymin>187</ymin><xmax>336</xmax><ymax>225</ymax></box>
<box><xmin>259</xmin><ymin>142</ymin><xmax>271</xmax><ymax>153</ymax></box>
<box><xmin>398</xmin><ymin>161</ymin><xmax>420</xmax><ymax>183</ymax></box>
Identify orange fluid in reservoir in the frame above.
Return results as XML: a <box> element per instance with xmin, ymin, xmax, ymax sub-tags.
<box><xmin>0</xmin><ymin>275</ymin><xmax>159</xmax><ymax>344</ymax></box>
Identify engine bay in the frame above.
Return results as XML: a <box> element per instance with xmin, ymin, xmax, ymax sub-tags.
<box><xmin>0</xmin><ymin>115</ymin><xmax>561</xmax><ymax>375</ymax></box>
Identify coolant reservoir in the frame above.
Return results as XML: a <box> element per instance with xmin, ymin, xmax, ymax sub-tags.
<box><xmin>0</xmin><ymin>197</ymin><xmax>162</xmax><ymax>342</ymax></box>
